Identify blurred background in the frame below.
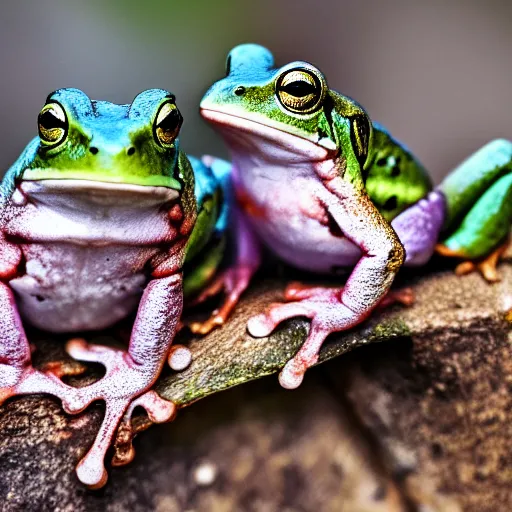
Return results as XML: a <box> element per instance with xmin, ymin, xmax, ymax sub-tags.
<box><xmin>0</xmin><ymin>0</ymin><xmax>511</xmax><ymax>182</ymax></box>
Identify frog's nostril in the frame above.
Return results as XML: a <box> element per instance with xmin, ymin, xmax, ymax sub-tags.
<box><xmin>127</xmin><ymin>147</ymin><xmax>136</xmax><ymax>156</ymax></box>
<box><xmin>89</xmin><ymin>147</ymin><xmax>99</xmax><ymax>155</ymax></box>
<box><xmin>234</xmin><ymin>86</ymin><xmax>246</xmax><ymax>96</ymax></box>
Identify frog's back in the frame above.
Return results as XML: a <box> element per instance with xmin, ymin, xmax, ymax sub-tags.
<box><xmin>365</xmin><ymin>123</ymin><xmax>432</xmax><ymax>222</ymax></box>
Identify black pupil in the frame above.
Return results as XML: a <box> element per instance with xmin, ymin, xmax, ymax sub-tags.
<box><xmin>39</xmin><ymin>110</ymin><xmax>65</xmax><ymax>130</ymax></box>
<box><xmin>157</xmin><ymin>107</ymin><xmax>182</xmax><ymax>133</ymax></box>
<box><xmin>281</xmin><ymin>80</ymin><xmax>316</xmax><ymax>98</ymax></box>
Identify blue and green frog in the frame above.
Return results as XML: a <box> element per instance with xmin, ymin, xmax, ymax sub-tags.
<box><xmin>200</xmin><ymin>44</ymin><xmax>512</xmax><ymax>389</ymax></box>
<box><xmin>0</xmin><ymin>88</ymin><xmax>233</xmax><ymax>488</ymax></box>
<box><xmin>0</xmin><ymin>44</ymin><xmax>510</xmax><ymax>488</ymax></box>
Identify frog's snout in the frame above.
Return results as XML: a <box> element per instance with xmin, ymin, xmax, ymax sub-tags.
<box><xmin>86</xmin><ymin>140</ymin><xmax>137</xmax><ymax>159</ymax></box>
<box><xmin>88</xmin><ymin>145</ymin><xmax>136</xmax><ymax>157</ymax></box>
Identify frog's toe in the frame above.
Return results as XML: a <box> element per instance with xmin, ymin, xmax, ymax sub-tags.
<box><xmin>248</xmin><ymin>302</ymin><xmax>312</xmax><ymax>338</ymax></box>
<box><xmin>284</xmin><ymin>282</ymin><xmax>335</xmax><ymax>301</ymax></box>
<box><xmin>75</xmin><ymin>399</ymin><xmax>127</xmax><ymax>489</ymax></box>
<box><xmin>278</xmin><ymin>359</ymin><xmax>306</xmax><ymax>390</ymax></box>
<box><xmin>74</xmin><ymin>390</ymin><xmax>176</xmax><ymax>488</ymax></box>
<box><xmin>378</xmin><ymin>287</ymin><xmax>415</xmax><ymax>308</ymax></box>
<box><xmin>0</xmin><ymin>364</ymin><xmax>77</xmax><ymax>409</ymax></box>
<box><xmin>439</xmin><ymin>239</ymin><xmax>509</xmax><ymax>283</ymax></box>
<box><xmin>42</xmin><ymin>359</ymin><xmax>88</xmax><ymax>379</ymax></box>
<box><xmin>167</xmin><ymin>344</ymin><xmax>192</xmax><ymax>371</ymax></box>
<box><xmin>112</xmin><ymin>390</ymin><xmax>177</xmax><ymax>468</ymax></box>
<box><xmin>188</xmin><ymin>265</ymin><xmax>254</xmax><ymax>335</ymax></box>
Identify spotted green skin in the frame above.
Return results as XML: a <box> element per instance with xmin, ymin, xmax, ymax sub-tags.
<box><xmin>202</xmin><ymin>44</ymin><xmax>512</xmax><ymax>264</ymax></box>
<box><xmin>369</xmin><ymin>131</ymin><xmax>512</xmax><ymax>259</ymax></box>
<box><xmin>0</xmin><ymin>88</ymin><xmax>229</xmax><ymax>296</ymax></box>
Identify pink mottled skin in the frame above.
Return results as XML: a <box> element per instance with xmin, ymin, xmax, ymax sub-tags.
<box><xmin>199</xmin><ymin>43</ymin><xmax>448</xmax><ymax>389</ymax></box>
<box><xmin>201</xmin><ymin>115</ymin><xmax>435</xmax><ymax>389</ymax></box>
<box><xmin>0</xmin><ymin>180</ymin><xmax>187</xmax><ymax>488</ymax></box>
<box><xmin>199</xmin><ymin>118</ymin><xmax>396</xmax><ymax>388</ymax></box>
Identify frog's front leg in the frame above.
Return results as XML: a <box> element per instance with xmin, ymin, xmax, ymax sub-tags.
<box><xmin>248</xmin><ymin>176</ymin><xmax>404</xmax><ymax>389</ymax></box>
<box><xmin>0</xmin><ymin>233</ymin><xmax>75</xmax><ymax>405</ymax></box>
<box><xmin>61</xmin><ymin>273</ymin><xmax>182</xmax><ymax>488</ymax></box>
<box><xmin>0</xmin><ymin>282</ymin><xmax>79</xmax><ymax>404</ymax></box>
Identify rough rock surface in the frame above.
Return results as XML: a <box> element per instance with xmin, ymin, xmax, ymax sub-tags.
<box><xmin>0</xmin><ymin>259</ymin><xmax>510</xmax><ymax>511</ymax></box>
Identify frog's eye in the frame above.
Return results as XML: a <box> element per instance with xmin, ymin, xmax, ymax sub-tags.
<box><xmin>154</xmin><ymin>101</ymin><xmax>183</xmax><ymax>147</ymax></box>
<box><xmin>38</xmin><ymin>102</ymin><xmax>68</xmax><ymax>147</ymax></box>
<box><xmin>276</xmin><ymin>68</ymin><xmax>324</xmax><ymax>114</ymax></box>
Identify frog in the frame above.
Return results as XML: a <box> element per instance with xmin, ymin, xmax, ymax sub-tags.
<box><xmin>0</xmin><ymin>88</ymin><xmax>234</xmax><ymax>488</ymax></box>
<box><xmin>200</xmin><ymin>43</ymin><xmax>512</xmax><ymax>390</ymax></box>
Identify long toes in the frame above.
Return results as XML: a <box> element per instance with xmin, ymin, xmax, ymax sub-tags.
<box><xmin>284</xmin><ymin>283</ymin><xmax>318</xmax><ymax>301</ymax></box>
<box><xmin>66</xmin><ymin>339</ymin><xmax>124</xmax><ymax>370</ymax></box>
<box><xmin>59</xmin><ymin>391</ymin><xmax>90</xmax><ymax>415</ymax></box>
<box><xmin>278</xmin><ymin>359</ymin><xmax>306</xmax><ymax>390</ymax></box>
<box><xmin>248</xmin><ymin>302</ymin><xmax>311</xmax><ymax>338</ymax></box>
<box><xmin>455</xmin><ymin>261</ymin><xmax>476</xmax><ymax>276</ymax></box>
<box><xmin>188</xmin><ymin>277</ymin><xmax>225</xmax><ymax>306</ymax></box>
<box><xmin>188</xmin><ymin>315</ymin><xmax>223</xmax><ymax>335</ymax></box>
<box><xmin>134</xmin><ymin>391</ymin><xmax>177</xmax><ymax>423</ymax></box>
<box><xmin>76</xmin><ymin>457</ymin><xmax>108</xmax><ymax>490</ymax></box>
<box><xmin>247</xmin><ymin>315</ymin><xmax>274</xmax><ymax>337</ymax></box>
<box><xmin>42</xmin><ymin>360</ymin><xmax>87</xmax><ymax>379</ymax></box>
<box><xmin>480</xmin><ymin>263</ymin><xmax>500</xmax><ymax>283</ymax></box>
<box><xmin>76</xmin><ymin>400</ymin><xmax>127</xmax><ymax>488</ymax></box>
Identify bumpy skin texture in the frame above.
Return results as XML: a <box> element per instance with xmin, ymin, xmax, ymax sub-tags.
<box><xmin>200</xmin><ymin>44</ymin><xmax>512</xmax><ymax>388</ymax></box>
<box><xmin>0</xmin><ymin>88</ymin><xmax>227</xmax><ymax>488</ymax></box>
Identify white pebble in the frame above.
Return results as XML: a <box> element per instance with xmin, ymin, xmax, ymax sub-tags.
<box><xmin>193</xmin><ymin>462</ymin><xmax>217</xmax><ymax>486</ymax></box>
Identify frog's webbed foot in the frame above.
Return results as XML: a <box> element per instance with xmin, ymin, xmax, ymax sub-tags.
<box><xmin>59</xmin><ymin>338</ymin><xmax>176</xmax><ymax>489</ymax></box>
<box><xmin>436</xmin><ymin>239</ymin><xmax>510</xmax><ymax>283</ymax></box>
<box><xmin>248</xmin><ymin>287</ymin><xmax>363</xmax><ymax>389</ymax></box>
<box><xmin>249</xmin><ymin>283</ymin><xmax>413</xmax><ymax>390</ymax></box>
<box><xmin>187</xmin><ymin>265</ymin><xmax>254</xmax><ymax>335</ymax></box>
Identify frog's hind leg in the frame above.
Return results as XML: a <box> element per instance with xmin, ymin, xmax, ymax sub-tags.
<box><xmin>186</xmin><ymin>156</ymin><xmax>261</xmax><ymax>335</ymax></box>
<box><xmin>436</xmin><ymin>172</ymin><xmax>512</xmax><ymax>282</ymax></box>
<box><xmin>186</xmin><ymin>209</ymin><xmax>261</xmax><ymax>335</ymax></box>
<box><xmin>390</xmin><ymin>190</ymin><xmax>446</xmax><ymax>266</ymax></box>
<box><xmin>439</xmin><ymin>139</ymin><xmax>512</xmax><ymax>232</ymax></box>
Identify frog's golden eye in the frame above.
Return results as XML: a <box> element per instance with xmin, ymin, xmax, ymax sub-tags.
<box><xmin>38</xmin><ymin>102</ymin><xmax>68</xmax><ymax>146</ymax></box>
<box><xmin>276</xmin><ymin>68</ymin><xmax>324</xmax><ymax>114</ymax></box>
<box><xmin>154</xmin><ymin>101</ymin><xmax>183</xmax><ymax>147</ymax></box>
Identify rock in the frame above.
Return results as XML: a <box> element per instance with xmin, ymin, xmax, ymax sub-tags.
<box><xmin>0</xmin><ymin>259</ymin><xmax>509</xmax><ymax>510</ymax></box>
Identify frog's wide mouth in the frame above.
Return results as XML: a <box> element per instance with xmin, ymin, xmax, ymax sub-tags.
<box><xmin>17</xmin><ymin>178</ymin><xmax>180</xmax><ymax>207</ymax></box>
<box><xmin>200</xmin><ymin>108</ymin><xmax>337</xmax><ymax>162</ymax></box>
<box><xmin>21</xmin><ymin>169</ymin><xmax>182</xmax><ymax>191</ymax></box>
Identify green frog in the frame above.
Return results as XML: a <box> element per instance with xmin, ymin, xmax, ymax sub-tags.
<box><xmin>0</xmin><ymin>88</ymin><xmax>233</xmax><ymax>488</ymax></box>
<box><xmin>200</xmin><ymin>44</ymin><xmax>512</xmax><ymax>389</ymax></box>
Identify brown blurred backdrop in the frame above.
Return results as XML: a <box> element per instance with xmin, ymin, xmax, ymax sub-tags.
<box><xmin>0</xmin><ymin>0</ymin><xmax>510</xmax><ymax>182</ymax></box>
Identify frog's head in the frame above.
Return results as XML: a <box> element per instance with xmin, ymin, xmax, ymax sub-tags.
<box><xmin>24</xmin><ymin>88</ymin><xmax>184</xmax><ymax>192</ymax></box>
<box><xmin>201</xmin><ymin>44</ymin><xmax>372</xmax><ymax>168</ymax></box>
